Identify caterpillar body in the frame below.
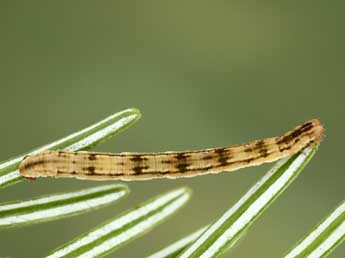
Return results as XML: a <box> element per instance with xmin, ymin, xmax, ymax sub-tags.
<box><xmin>19</xmin><ymin>119</ymin><xmax>324</xmax><ymax>181</ymax></box>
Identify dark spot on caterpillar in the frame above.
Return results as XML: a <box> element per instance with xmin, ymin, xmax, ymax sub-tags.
<box><xmin>278</xmin><ymin>136</ymin><xmax>303</xmax><ymax>152</ymax></box>
<box><xmin>87</xmin><ymin>166</ymin><xmax>96</xmax><ymax>174</ymax></box>
<box><xmin>88</xmin><ymin>154</ymin><xmax>97</xmax><ymax>160</ymax></box>
<box><xmin>244</xmin><ymin>146</ymin><xmax>253</xmax><ymax>153</ymax></box>
<box><xmin>130</xmin><ymin>155</ymin><xmax>149</xmax><ymax>174</ymax></box>
<box><xmin>214</xmin><ymin>148</ymin><xmax>232</xmax><ymax>166</ymax></box>
<box><xmin>176</xmin><ymin>163</ymin><xmax>189</xmax><ymax>172</ymax></box>
<box><xmin>83</xmin><ymin>166</ymin><xmax>96</xmax><ymax>175</ymax></box>
<box><xmin>202</xmin><ymin>155</ymin><xmax>213</xmax><ymax>160</ymax></box>
<box><xmin>132</xmin><ymin>166</ymin><xmax>149</xmax><ymax>174</ymax></box>
<box><xmin>130</xmin><ymin>155</ymin><xmax>148</xmax><ymax>162</ymax></box>
<box><xmin>255</xmin><ymin>140</ymin><xmax>269</xmax><ymax>158</ymax></box>
<box><xmin>57</xmin><ymin>151</ymin><xmax>69</xmax><ymax>158</ymax></box>
<box><xmin>245</xmin><ymin>158</ymin><xmax>255</xmax><ymax>163</ymax></box>
<box><xmin>175</xmin><ymin>153</ymin><xmax>191</xmax><ymax>172</ymax></box>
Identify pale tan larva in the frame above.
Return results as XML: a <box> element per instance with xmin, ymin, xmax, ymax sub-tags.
<box><xmin>19</xmin><ymin>119</ymin><xmax>324</xmax><ymax>181</ymax></box>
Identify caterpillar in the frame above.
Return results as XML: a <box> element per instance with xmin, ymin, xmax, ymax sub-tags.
<box><xmin>19</xmin><ymin>119</ymin><xmax>324</xmax><ymax>181</ymax></box>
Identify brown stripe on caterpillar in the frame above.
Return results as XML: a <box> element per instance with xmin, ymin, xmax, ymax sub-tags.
<box><xmin>20</xmin><ymin>159</ymin><xmax>45</xmax><ymax>171</ymax></box>
<box><xmin>276</xmin><ymin>121</ymin><xmax>314</xmax><ymax>145</ymax></box>
<box><xmin>18</xmin><ymin>118</ymin><xmax>324</xmax><ymax>181</ymax></box>
<box><xmin>202</xmin><ymin>155</ymin><xmax>213</xmax><ymax>161</ymax></box>
<box><xmin>102</xmin><ymin>148</ymin><xmax>291</xmax><ymax>178</ymax></box>
<box><xmin>91</xmin><ymin>154</ymin><xmax>266</xmax><ymax>178</ymax></box>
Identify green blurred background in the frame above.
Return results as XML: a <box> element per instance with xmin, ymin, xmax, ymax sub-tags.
<box><xmin>0</xmin><ymin>1</ymin><xmax>344</xmax><ymax>257</ymax></box>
